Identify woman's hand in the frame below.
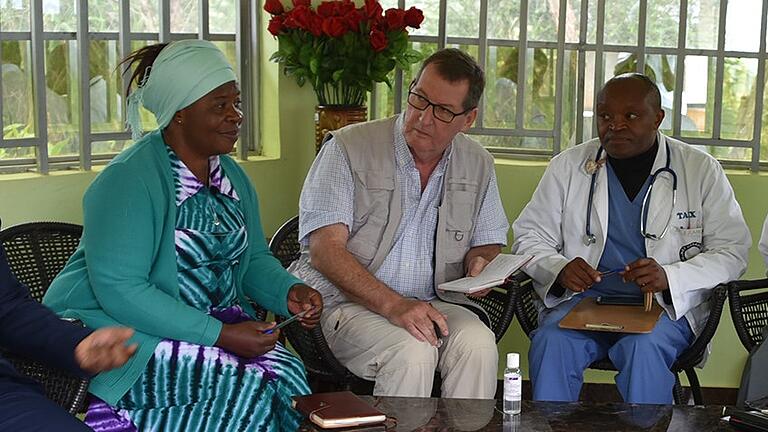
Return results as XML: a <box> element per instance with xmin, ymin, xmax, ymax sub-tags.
<box><xmin>287</xmin><ymin>284</ymin><xmax>323</xmax><ymax>329</ymax></box>
<box><xmin>215</xmin><ymin>321</ymin><xmax>280</xmax><ymax>358</ymax></box>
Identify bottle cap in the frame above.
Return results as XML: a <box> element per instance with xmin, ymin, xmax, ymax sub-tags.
<box><xmin>507</xmin><ymin>352</ymin><xmax>519</xmax><ymax>368</ymax></box>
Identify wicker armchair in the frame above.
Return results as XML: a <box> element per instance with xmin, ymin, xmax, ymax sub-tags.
<box><xmin>727</xmin><ymin>278</ymin><xmax>768</xmax><ymax>352</ymax></box>
<box><xmin>268</xmin><ymin>215</ymin><xmax>518</xmax><ymax>393</ymax></box>
<box><xmin>0</xmin><ymin>222</ymin><xmax>90</xmax><ymax>414</ymax></box>
<box><xmin>512</xmin><ymin>272</ymin><xmax>728</xmax><ymax>405</ymax></box>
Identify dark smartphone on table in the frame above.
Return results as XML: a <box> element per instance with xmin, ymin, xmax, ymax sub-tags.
<box><xmin>595</xmin><ymin>295</ymin><xmax>644</xmax><ymax>306</ymax></box>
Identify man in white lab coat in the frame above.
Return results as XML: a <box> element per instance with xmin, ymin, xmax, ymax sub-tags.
<box><xmin>512</xmin><ymin>73</ymin><xmax>750</xmax><ymax>404</ymax></box>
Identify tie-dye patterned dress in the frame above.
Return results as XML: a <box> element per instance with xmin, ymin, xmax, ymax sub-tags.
<box><xmin>84</xmin><ymin>147</ymin><xmax>310</xmax><ymax>431</ymax></box>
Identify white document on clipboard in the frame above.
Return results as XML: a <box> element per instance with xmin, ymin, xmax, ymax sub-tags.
<box><xmin>437</xmin><ymin>253</ymin><xmax>533</xmax><ymax>294</ymax></box>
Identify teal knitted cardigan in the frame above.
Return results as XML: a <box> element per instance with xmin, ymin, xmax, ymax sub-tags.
<box><xmin>43</xmin><ymin>130</ymin><xmax>302</xmax><ymax>405</ymax></box>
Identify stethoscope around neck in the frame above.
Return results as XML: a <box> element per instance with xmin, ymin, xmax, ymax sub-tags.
<box><xmin>583</xmin><ymin>141</ymin><xmax>678</xmax><ymax>246</ymax></box>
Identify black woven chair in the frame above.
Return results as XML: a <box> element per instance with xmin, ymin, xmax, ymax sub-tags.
<box><xmin>269</xmin><ymin>215</ymin><xmax>518</xmax><ymax>393</ymax></box>
<box><xmin>727</xmin><ymin>278</ymin><xmax>768</xmax><ymax>352</ymax></box>
<box><xmin>0</xmin><ymin>221</ymin><xmax>90</xmax><ymax>414</ymax></box>
<box><xmin>512</xmin><ymin>272</ymin><xmax>728</xmax><ymax>405</ymax></box>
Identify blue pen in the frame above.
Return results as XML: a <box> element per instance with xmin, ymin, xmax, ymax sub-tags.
<box><xmin>263</xmin><ymin>308</ymin><xmax>314</xmax><ymax>334</ymax></box>
<box><xmin>600</xmin><ymin>267</ymin><xmax>626</xmax><ymax>277</ymax></box>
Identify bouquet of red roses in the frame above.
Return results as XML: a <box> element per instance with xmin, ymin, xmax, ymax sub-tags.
<box><xmin>264</xmin><ymin>0</ymin><xmax>424</xmax><ymax>106</ymax></box>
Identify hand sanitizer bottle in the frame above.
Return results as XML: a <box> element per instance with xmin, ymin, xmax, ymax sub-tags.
<box><xmin>503</xmin><ymin>352</ymin><xmax>522</xmax><ymax>415</ymax></box>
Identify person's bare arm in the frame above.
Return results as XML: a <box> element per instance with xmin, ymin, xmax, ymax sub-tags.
<box><xmin>309</xmin><ymin>223</ymin><xmax>447</xmax><ymax>346</ymax></box>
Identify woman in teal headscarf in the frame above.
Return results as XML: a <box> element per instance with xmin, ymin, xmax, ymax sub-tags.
<box><xmin>43</xmin><ymin>40</ymin><xmax>322</xmax><ymax>431</ymax></box>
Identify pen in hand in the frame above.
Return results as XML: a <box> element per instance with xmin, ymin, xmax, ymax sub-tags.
<box><xmin>600</xmin><ymin>267</ymin><xmax>625</xmax><ymax>277</ymax></box>
<box><xmin>263</xmin><ymin>307</ymin><xmax>316</xmax><ymax>334</ymax></box>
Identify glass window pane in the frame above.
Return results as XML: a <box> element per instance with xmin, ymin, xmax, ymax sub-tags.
<box><xmin>524</xmin><ymin>48</ymin><xmax>556</xmax><ymax>130</ymax></box>
<box><xmin>560</xmin><ymin>50</ymin><xmax>579</xmax><ymax>149</ymax></box>
<box><xmin>131</xmin><ymin>0</ymin><xmax>159</xmax><ymax>33</ymax></box>
<box><xmin>0</xmin><ymin>146</ymin><xmax>35</xmax><ymax>162</ymax></box>
<box><xmin>724</xmin><ymin>0</ymin><xmax>761</xmax><ymax>52</ymax></box>
<box><xmin>89</xmin><ymin>0</ymin><xmax>120</xmax><ymax>32</ymax></box>
<box><xmin>586</xmin><ymin>0</ymin><xmax>597</xmax><ymax>44</ymax></box>
<box><xmin>484</xmin><ymin>45</ymin><xmax>518</xmax><ymax>129</ymax></box>
<box><xmin>687</xmin><ymin>0</ymin><xmax>719</xmax><ymax>49</ymax></box>
<box><xmin>604</xmin><ymin>0</ymin><xmax>638</xmax><ymax>46</ymax></box>
<box><xmin>579</xmin><ymin>50</ymin><xmax>598</xmax><ymax>143</ymax></box>
<box><xmin>762</xmin><ymin>68</ymin><xmax>768</xmax><ymax>162</ymax></box>
<box><xmin>407</xmin><ymin>0</ymin><xmax>439</xmax><ymax>37</ymax></box>
<box><xmin>45</xmin><ymin>40</ymin><xmax>80</xmax><ymax>158</ymax></box>
<box><xmin>488</xmin><ymin>0</ymin><xmax>519</xmax><ymax>40</ymax></box>
<box><xmin>43</xmin><ymin>0</ymin><xmax>76</xmax><ymax>31</ymax></box>
<box><xmin>681</xmin><ymin>55</ymin><xmax>715</xmax><ymax>139</ymax></box>
<box><xmin>1</xmin><ymin>0</ymin><xmax>30</xmax><ymax>31</ymax></box>
<box><xmin>372</xmin><ymin>81</ymin><xmax>395</xmax><ymax>120</ymax></box>
<box><xmin>90</xmin><ymin>40</ymin><xmax>124</xmax><ymax>133</ymax></box>
<box><xmin>646</xmin><ymin>0</ymin><xmax>680</xmax><ymax>48</ymax></box>
<box><xmin>474</xmin><ymin>135</ymin><xmax>552</xmax><ymax>151</ymax></box>
<box><xmin>695</xmin><ymin>145</ymin><xmax>751</xmax><ymax>163</ymax></box>
<box><xmin>720</xmin><ymin>57</ymin><xmax>757</xmax><ymax>141</ymax></box>
<box><xmin>2</xmin><ymin>41</ymin><xmax>35</xmax><ymax>139</ymax></box>
<box><xmin>565</xmin><ymin>0</ymin><xmax>583</xmax><ymax>44</ymax></box>
<box><xmin>171</xmin><ymin>0</ymin><xmax>198</xmax><ymax>33</ymax></box>
<box><xmin>209</xmin><ymin>0</ymin><xmax>236</xmax><ymax>34</ymax></box>
<box><xmin>92</xmin><ymin>139</ymin><xmax>133</xmax><ymax>155</ymax></box>
<box><xmin>527</xmin><ymin>0</ymin><xmax>558</xmax><ymax>43</ymax></box>
<box><xmin>447</xmin><ymin>0</ymin><xmax>478</xmax><ymax>38</ymax></box>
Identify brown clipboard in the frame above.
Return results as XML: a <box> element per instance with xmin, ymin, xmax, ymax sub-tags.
<box><xmin>559</xmin><ymin>297</ymin><xmax>664</xmax><ymax>334</ymax></box>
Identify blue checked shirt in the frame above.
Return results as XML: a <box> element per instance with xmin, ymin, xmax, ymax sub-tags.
<box><xmin>297</xmin><ymin>115</ymin><xmax>509</xmax><ymax>307</ymax></box>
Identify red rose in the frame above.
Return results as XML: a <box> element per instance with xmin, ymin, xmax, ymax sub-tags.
<box><xmin>369</xmin><ymin>29</ymin><xmax>387</xmax><ymax>52</ymax></box>
<box><xmin>363</xmin><ymin>0</ymin><xmax>383</xmax><ymax>19</ymax></box>
<box><xmin>338</xmin><ymin>1</ymin><xmax>356</xmax><ymax>15</ymax></box>
<box><xmin>317</xmin><ymin>1</ymin><xmax>338</xmax><ymax>18</ymax></box>
<box><xmin>289</xmin><ymin>5</ymin><xmax>314</xmax><ymax>30</ymax></box>
<box><xmin>309</xmin><ymin>14</ymin><xmax>324</xmax><ymax>36</ymax></box>
<box><xmin>267</xmin><ymin>15</ymin><xmax>285</xmax><ymax>35</ymax></box>
<box><xmin>263</xmin><ymin>0</ymin><xmax>284</xmax><ymax>15</ymax></box>
<box><xmin>322</xmin><ymin>16</ymin><xmax>347</xmax><ymax>37</ymax></box>
<box><xmin>345</xmin><ymin>9</ymin><xmax>363</xmax><ymax>32</ymax></box>
<box><xmin>292</xmin><ymin>0</ymin><xmax>310</xmax><ymax>6</ymax></box>
<box><xmin>404</xmin><ymin>7</ymin><xmax>424</xmax><ymax>29</ymax></box>
<box><xmin>384</xmin><ymin>8</ymin><xmax>406</xmax><ymax>31</ymax></box>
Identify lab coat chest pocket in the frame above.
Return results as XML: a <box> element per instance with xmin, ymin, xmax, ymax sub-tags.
<box><xmin>658</xmin><ymin>226</ymin><xmax>703</xmax><ymax>263</ymax></box>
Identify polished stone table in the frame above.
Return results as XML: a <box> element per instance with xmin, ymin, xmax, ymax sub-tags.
<box><xmin>299</xmin><ymin>396</ymin><xmax>738</xmax><ymax>431</ymax></box>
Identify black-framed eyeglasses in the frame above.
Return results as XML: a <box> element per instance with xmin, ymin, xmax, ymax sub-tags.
<box><xmin>407</xmin><ymin>91</ymin><xmax>474</xmax><ymax>123</ymax></box>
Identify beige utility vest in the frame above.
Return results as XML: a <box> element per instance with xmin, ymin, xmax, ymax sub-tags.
<box><xmin>329</xmin><ymin>116</ymin><xmax>495</xmax><ymax>324</ymax></box>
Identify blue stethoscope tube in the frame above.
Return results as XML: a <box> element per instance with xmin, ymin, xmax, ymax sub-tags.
<box><xmin>583</xmin><ymin>141</ymin><xmax>678</xmax><ymax>246</ymax></box>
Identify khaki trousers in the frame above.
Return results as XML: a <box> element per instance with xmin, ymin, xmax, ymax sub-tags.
<box><xmin>320</xmin><ymin>300</ymin><xmax>498</xmax><ymax>398</ymax></box>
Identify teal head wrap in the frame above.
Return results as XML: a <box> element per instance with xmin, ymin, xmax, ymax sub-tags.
<box><xmin>126</xmin><ymin>39</ymin><xmax>238</xmax><ymax>140</ymax></box>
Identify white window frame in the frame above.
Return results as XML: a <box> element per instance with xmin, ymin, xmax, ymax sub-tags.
<box><xmin>0</xmin><ymin>0</ymin><xmax>257</xmax><ymax>174</ymax></box>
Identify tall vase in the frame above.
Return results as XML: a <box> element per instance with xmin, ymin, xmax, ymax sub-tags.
<box><xmin>314</xmin><ymin>105</ymin><xmax>368</xmax><ymax>153</ymax></box>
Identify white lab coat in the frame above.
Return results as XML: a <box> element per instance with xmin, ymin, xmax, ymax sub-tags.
<box><xmin>512</xmin><ymin>132</ymin><xmax>750</xmax><ymax>339</ymax></box>
<box><xmin>759</xmin><ymin>216</ymin><xmax>768</xmax><ymax>271</ymax></box>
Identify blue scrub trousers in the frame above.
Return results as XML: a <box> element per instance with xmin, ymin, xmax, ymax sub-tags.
<box><xmin>0</xmin><ymin>378</ymin><xmax>90</xmax><ymax>432</ymax></box>
<box><xmin>529</xmin><ymin>294</ymin><xmax>695</xmax><ymax>404</ymax></box>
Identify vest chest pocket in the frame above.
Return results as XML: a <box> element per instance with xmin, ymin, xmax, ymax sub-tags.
<box><xmin>352</xmin><ymin>171</ymin><xmax>395</xmax><ymax>223</ymax></box>
<box><xmin>349</xmin><ymin>171</ymin><xmax>394</xmax><ymax>268</ymax></box>
<box><xmin>442</xmin><ymin>189</ymin><xmax>477</xmax><ymax>261</ymax></box>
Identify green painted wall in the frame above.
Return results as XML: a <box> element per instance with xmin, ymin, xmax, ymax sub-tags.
<box><xmin>2</xmin><ymin>21</ymin><xmax>766</xmax><ymax>389</ymax></box>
